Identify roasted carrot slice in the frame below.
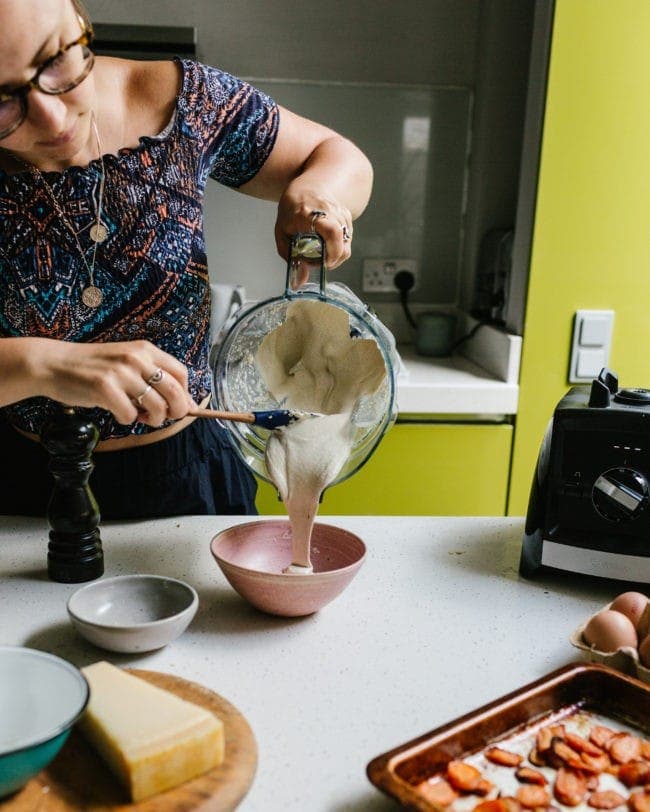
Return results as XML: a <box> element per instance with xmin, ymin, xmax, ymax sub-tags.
<box><xmin>551</xmin><ymin>738</ymin><xmax>584</xmax><ymax>769</ymax></box>
<box><xmin>618</xmin><ymin>762</ymin><xmax>650</xmax><ymax>787</ymax></box>
<box><xmin>554</xmin><ymin>766</ymin><xmax>588</xmax><ymax>806</ymax></box>
<box><xmin>446</xmin><ymin>760</ymin><xmax>483</xmax><ymax>792</ymax></box>
<box><xmin>418</xmin><ymin>778</ymin><xmax>459</xmax><ymax>806</ymax></box>
<box><xmin>590</xmin><ymin>726</ymin><xmax>617</xmax><ymax>749</ymax></box>
<box><xmin>569</xmin><ymin>757</ymin><xmax>602</xmax><ymax>775</ymax></box>
<box><xmin>547</xmin><ymin>737</ymin><xmax>606</xmax><ymax>775</ymax></box>
<box><xmin>473</xmin><ymin>800</ymin><xmax>512</xmax><ymax>812</ymax></box>
<box><xmin>565</xmin><ymin>732</ymin><xmax>607</xmax><ymax>757</ymax></box>
<box><xmin>587</xmin><ymin>790</ymin><xmax>626</xmax><ymax>809</ymax></box>
<box><xmin>587</xmin><ymin>774</ymin><xmax>600</xmax><ymax>792</ymax></box>
<box><xmin>499</xmin><ymin>797</ymin><xmax>524</xmax><ymax>812</ymax></box>
<box><xmin>516</xmin><ymin>784</ymin><xmax>551</xmax><ymax>808</ymax></box>
<box><xmin>609</xmin><ymin>734</ymin><xmax>643</xmax><ymax>765</ymax></box>
<box><xmin>536</xmin><ymin>726</ymin><xmax>554</xmax><ymax>752</ymax></box>
<box><xmin>628</xmin><ymin>790</ymin><xmax>650</xmax><ymax>812</ymax></box>
<box><xmin>475</xmin><ymin>778</ymin><xmax>495</xmax><ymax>797</ymax></box>
<box><xmin>486</xmin><ymin>747</ymin><xmax>524</xmax><ymax>767</ymax></box>
<box><xmin>528</xmin><ymin>747</ymin><xmax>547</xmax><ymax>767</ymax></box>
<box><xmin>515</xmin><ymin>766</ymin><xmax>548</xmax><ymax>785</ymax></box>
<box><xmin>580</xmin><ymin>751</ymin><xmax>612</xmax><ymax>774</ymax></box>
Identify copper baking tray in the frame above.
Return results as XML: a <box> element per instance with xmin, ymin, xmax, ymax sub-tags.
<box><xmin>366</xmin><ymin>663</ymin><xmax>650</xmax><ymax>811</ymax></box>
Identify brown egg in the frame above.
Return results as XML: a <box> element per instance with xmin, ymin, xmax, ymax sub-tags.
<box><xmin>609</xmin><ymin>591</ymin><xmax>649</xmax><ymax>629</ymax></box>
<box><xmin>639</xmin><ymin>635</ymin><xmax>650</xmax><ymax>668</ymax></box>
<box><xmin>583</xmin><ymin>609</ymin><xmax>638</xmax><ymax>652</ymax></box>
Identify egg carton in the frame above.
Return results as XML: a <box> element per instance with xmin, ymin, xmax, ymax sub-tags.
<box><xmin>570</xmin><ymin>601</ymin><xmax>650</xmax><ymax>684</ymax></box>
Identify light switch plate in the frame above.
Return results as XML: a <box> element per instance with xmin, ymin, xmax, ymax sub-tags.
<box><xmin>576</xmin><ymin>347</ymin><xmax>607</xmax><ymax>378</ymax></box>
<box><xmin>569</xmin><ymin>309</ymin><xmax>615</xmax><ymax>383</ymax></box>
<box><xmin>579</xmin><ymin>316</ymin><xmax>611</xmax><ymax>346</ymax></box>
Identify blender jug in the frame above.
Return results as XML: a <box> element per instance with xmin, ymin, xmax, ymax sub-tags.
<box><xmin>211</xmin><ymin>233</ymin><xmax>399</xmax><ymax>487</ymax></box>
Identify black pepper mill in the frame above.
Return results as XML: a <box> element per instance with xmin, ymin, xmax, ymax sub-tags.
<box><xmin>41</xmin><ymin>406</ymin><xmax>104</xmax><ymax>583</ymax></box>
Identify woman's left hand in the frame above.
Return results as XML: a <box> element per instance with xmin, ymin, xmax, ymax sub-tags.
<box><xmin>274</xmin><ymin>186</ymin><xmax>353</xmax><ymax>272</ymax></box>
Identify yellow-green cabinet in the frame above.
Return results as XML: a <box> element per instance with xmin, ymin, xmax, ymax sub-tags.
<box><xmin>508</xmin><ymin>0</ymin><xmax>650</xmax><ymax>516</ymax></box>
<box><xmin>256</xmin><ymin>421</ymin><xmax>513</xmax><ymax>516</ymax></box>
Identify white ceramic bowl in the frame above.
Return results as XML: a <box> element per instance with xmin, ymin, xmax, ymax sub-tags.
<box><xmin>67</xmin><ymin>574</ymin><xmax>198</xmax><ymax>653</ymax></box>
<box><xmin>0</xmin><ymin>647</ymin><xmax>89</xmax><ymax>798</ymax></box>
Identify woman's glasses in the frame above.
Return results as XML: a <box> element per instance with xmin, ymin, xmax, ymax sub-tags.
<box><xmin>0</xmin><ymin>23</ymin><xmax>95</xmax><ymax>140</ymax></box>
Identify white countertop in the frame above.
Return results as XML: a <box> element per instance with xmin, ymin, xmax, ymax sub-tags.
<box><xmin>0</xmin><ymin>515</ymin><xmax>617</xmax><ymax>811</ymax></box>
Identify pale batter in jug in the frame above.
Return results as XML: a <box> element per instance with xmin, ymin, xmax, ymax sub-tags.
<box><xmin>258</xmin><ymin>300</ymin><xmax>386</xmax><ymax>573</ymax></box>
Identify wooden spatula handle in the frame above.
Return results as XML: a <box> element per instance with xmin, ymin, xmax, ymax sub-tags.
<box><xmin>189</xmin><ymin>408</ymin><xmax>256</xmax><ymax>424</ymax></box>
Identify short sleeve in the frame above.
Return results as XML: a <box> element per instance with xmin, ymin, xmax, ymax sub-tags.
<box><xmin>177</xmin><ymin>61</ymin><xmax>279</xmax><ymax>188</ymax></box>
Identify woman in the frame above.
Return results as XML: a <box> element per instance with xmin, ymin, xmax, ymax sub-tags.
<box><xmin>0</xmin><ymin>0</ymin><xmax>373</xmax><ymax>518</ymax></box>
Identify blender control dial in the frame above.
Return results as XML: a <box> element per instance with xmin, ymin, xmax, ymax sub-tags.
<box><xmin>592</xmin><ymin>466</ymin><xmax>649</xmax><ymax>522</ymax></box>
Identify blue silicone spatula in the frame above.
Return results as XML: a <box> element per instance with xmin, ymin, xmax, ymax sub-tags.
<box><xmin>190</xmin><ymin>407</ymin><xmax>321</xmax><ymax>430</ymax></box>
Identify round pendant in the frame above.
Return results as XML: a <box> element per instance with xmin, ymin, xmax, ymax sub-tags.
<box><xmin>89</xmin><ymin>222</ymin><xmax>109</xmax><ymax>243</ymax></box>
<box><xmin>82</xmin><ymin>285</ymin><xmax>103</xmax><ymax>308</ymax></box>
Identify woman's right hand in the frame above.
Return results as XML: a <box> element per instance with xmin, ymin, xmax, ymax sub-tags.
<box><xmin>5</xmin><ymin>337</ymin><xmax>194</xmax><ymax>428</ymax></box>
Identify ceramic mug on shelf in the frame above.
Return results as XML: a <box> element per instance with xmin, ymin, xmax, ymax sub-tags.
<box><xmin>416</xmin><ymin>312</ymin><xmax>457</xmax><ymax>357</ymax></box>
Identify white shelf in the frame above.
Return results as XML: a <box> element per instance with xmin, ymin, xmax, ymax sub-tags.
<box><xmin>396</xmin><ymin>346</ymin><xmax>519</xmax><ymax>416</ymax></box>
<box><xmin>395</xmin><ymin>314</ymin><xmax>522</xmax><ymax>416</ymax></box>
<box><xmin>370</xmin><ymin>306</ymin><xmax>522</xmax><ymax>417</ymax></box>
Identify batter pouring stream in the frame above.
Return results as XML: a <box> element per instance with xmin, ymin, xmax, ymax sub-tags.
<box><xmin>257</xmin><ymin>300</ymin><xmax>386</xmax><ymax>573</ymax></box>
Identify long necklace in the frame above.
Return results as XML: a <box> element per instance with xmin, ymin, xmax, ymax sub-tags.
<box><xmin>18</xmin><ymin>112</ymin><xmax>107</xmax><ymax>308</ymax></box>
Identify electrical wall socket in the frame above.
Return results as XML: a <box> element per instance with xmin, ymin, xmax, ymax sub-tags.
<box><xmin>362</xmin><ymin>258</ymin><xmax>418</xmax><ymax>293</ymax></box>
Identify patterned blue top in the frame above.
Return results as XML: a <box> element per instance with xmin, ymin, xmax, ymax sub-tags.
<box><xmin>0</xmin><ymin>59</ymin><xmax>278</xmax><ymax>439</ymax></box>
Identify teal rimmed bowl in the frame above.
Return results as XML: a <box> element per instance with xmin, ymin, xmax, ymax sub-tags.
<box><xmin>0</xmin><ymin>647</ymin><xmax>89</xmax><ymax>799</ymax></box>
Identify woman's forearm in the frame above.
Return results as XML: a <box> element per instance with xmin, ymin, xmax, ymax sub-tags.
<box><xmin>0</xmin><ymin>337</ymin><xmax>48</xmax><ymax>407</ymax></box>
<box><xmin>0</xmin><ymin>336</ymin><xmax>194</xmax><ymax>428</ymax></box>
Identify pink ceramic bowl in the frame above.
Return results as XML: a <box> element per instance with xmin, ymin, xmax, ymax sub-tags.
<box><xmin>210</xmin><ymin>520</ymin><xmax>366</xmax><ymax>617</ymax></box>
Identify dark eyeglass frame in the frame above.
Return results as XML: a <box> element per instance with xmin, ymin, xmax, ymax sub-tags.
<box><xmin>0</xmin><ymin>20</ymin><xmax>95</xmax><ymax>139</ymax></box>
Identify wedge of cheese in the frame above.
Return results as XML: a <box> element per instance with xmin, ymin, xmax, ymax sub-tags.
<box><xmin>79</xmin><ymin>661</ymin><xmax>225</xmax><ymax>801</ymax></box>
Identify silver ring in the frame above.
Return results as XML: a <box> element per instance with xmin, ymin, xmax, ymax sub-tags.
<box><xmin>147</xmin><ymin>368</ymin><xmax>165</xmax><ymax>386</ymax></box>
<box><xmin>342</xmin><ymin>224</ymin><xmax>351</xmax><ymax>242</ymax></box>
<box><xmin>310</xmin><ymin>209</ymin><xmax>327</xmax><ymax>232</ymax></box>
<box><xmin>133</xmin><ymin>384</ymin><xmax>153</xmax><ymax>407</ymax></box>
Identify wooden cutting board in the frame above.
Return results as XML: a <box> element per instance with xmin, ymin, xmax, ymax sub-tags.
<box><xmin>1</xmin><ymin>669</ymin><xmax>257</xmax><ymax>812</ymax></box>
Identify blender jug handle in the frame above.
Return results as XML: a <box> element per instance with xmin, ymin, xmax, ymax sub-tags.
<box><xmin>285</xmin><ymin>232</ymin><xmax>326</xmax><ymax>298</ymax></box>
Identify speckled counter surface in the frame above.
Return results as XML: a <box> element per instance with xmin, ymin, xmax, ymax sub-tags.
<box><xmin>0</xmin><ymin>515</ymin><xmax>617</xmax><ymax>811</ymax></box>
